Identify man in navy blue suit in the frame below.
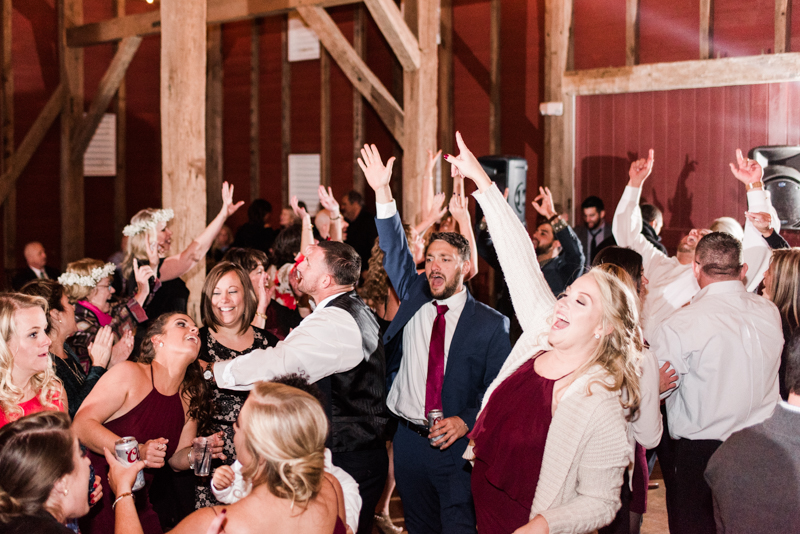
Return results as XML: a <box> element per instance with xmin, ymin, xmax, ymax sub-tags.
<box><xmin>359</xmin><ymin>144</ymin><xmax>511</xmax><ymax>534</ymax></box>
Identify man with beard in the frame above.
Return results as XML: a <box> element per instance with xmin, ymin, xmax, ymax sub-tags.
<box><xmin>612</xmin><ymin>148</ymin><xmax>776</xmax><ymax>342</ymax></box>
<box><xmin>574</xmin><ymin>195</ymin><xmax>613</xmax><ymax>268</ymax></box>
<box><xmin>529</xmin><ymin>186</ymin><xmax>586</xmax><ymax>296</ymax></box>
<box><xmin>207</xmin><ymin>240</ymin><xmax>388</xmax><ymax>534</ymax></box>
<box><xmin>359</xmin><ymin>144</ymin><xmax>511</xmax><ymax>534</ymax></box>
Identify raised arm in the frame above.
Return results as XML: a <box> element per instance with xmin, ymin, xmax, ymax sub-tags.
<box><xmin>448</xmin><ymin>188</ymin><xmax>479</xmax><ymax>280</ymax></box>
<box><xmin>160</xmin><ymin>182</ymin><xmax>244</xmax><ymax>280</ymax></box>
<box><xmin>291</xmin><ymin>195</ymin><xmax>314</xmax><ymax>253</ymax></box>
<box><xmin>419</xmin><ymin>149</ymin><xmax>442</xmax><ymax>224</ymax></box>
<box><xmin>318</xmin><ymin>186</ymin><xmax>344</xmax><ymax>242</ymax></box>
<box><xmin>446</xmin><ymin>132</ymin><xmax>555</xmax><ymax>334</ymax></box>
<box><xmin>532</xmin><ymin>185</ymin><xmax>585</xmax><ymax>283</ymax></box>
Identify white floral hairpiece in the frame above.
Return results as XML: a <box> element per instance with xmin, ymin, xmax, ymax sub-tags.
<box><xmin>58</xmin><ymin>263</ymin><xmax>116</xmax><ymax>288</ymax></box>
<box><xmin>122</xmin><ymin>208</ymin><xmax>175</xmax><ymax>237</ymax></box>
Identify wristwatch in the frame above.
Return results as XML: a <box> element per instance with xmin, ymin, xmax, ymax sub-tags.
<box><xmin>203</xmin><ymin>365</ymin><xmax>215</xmax><ymax>382</ymax></box>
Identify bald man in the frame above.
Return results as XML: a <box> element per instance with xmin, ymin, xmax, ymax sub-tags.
<box><xmin>12</xmin><ymin>242</ymin><xmax>60</xmax><ymax>290</ymax></box>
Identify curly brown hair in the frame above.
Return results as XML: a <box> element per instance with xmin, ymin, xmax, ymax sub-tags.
<box><xmin>360</xmin><ymin>225</ymin><xmax>416</xmax><ymax>312</ymax></box>
<box><xmin>137</xmin><ymin>313</ymin><xmax>212</xmax><ymax>430</ymax></box>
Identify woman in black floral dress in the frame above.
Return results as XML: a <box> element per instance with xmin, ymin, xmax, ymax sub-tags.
<box><xmin>195</xmin><ymin>261</ymin><xmax>279</xmax><ymax>508</ymax></box>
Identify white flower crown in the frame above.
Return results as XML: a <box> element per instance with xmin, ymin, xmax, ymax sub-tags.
<box><xmin>122</xmin><ymin>208</ymin><xmax>175</xmax><ymax>237</ymax></box>
<box><xmin>58</xmin><ymin>263</ymin><xmax>116</xmax><ymax>288</ymax></box>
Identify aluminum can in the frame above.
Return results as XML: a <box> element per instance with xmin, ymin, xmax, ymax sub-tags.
<box><xmin>427</xmin><ymin>409</ymin><xmax>444</xmax><ymax>446</ymax></box>
<box><xmin>115</xmin><ymin>436</ymin><xmax>145</xmax><ymax>491</ymax></box>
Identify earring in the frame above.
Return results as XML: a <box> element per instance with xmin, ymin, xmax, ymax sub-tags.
<box><xmin>594</xmin><ymin>333</ymin><xmax>600</xmax><ymax>339</ymax></box>
<box><xmin>159</xmin><ymin>342</ymin><xmax>164</xmax><ymax>347</ymax></box>
<box><xmin>63</xmin><ymin>488</ymin><xmax>69</xmax><ymax>496</ymax></box>
<box><xmin>58</xmin><ymin>319</ymin><xmax>62</xmax><ymax>324</ymax></box>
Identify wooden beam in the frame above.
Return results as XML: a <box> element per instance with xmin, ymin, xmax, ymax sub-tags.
<box><xmin>296</xmin><ymin>5</ymin><xmax>405</xmax><ymax>147</ymax></box>
<box><xmin>563</xmin><ymin>53</ymin><xmax>800</xmax><ymax>95</ymax></box>
<box><xmin>438</xmin><ymin>0</ymin><xmax>453</xmax><ymax>196</ymax></box>
<box><xmin>281</xmin><ymin>15</ymin><xmax>290</xmax><ymax>207</ymax></box>
<box><xmin>488</xmin><ymin>0</ymin><xmax>500</xmax><ymax>154</ymax></box>
<box><xmin>68</xmin><ymin>0</ymin><xmax>358</xmax><ymax>48</ymax></box>
<box><xmin>626</xmin><ymin>0</ymin><xmax>639</xmax><ymax>66</ymax></box>
<box><xmin>206</xmin><ymin>24</ymin><xmax>223</xmax><ymax>222</ymax></box>
<box><xmin>543</xmin><ymin>0</ymin><xmax>573</xmax><ymax>214</ymax></box>
<box><xmin>776</xmin><ymin>0</ymin><xmax>791</xmax><ymax>54</ymax></box>
<box><xmin>71</xmin><ymin>36</ymin><xmax>141</xmax><ymax>162</ymax></box>
<box><xmin>2</xmin><ymin>0</ymin><xmax>14</xmax><ymax>273</ymax></box>
<box><xmin>0</xmin><ymin>85</ymin><xmax>66</xmax><ymax>206</ymax></box>
<box><xmin>320</xmin><ymin>47</ymin><xmax>331</xmax><ymax>188</ymax></box>
<box><xmin>363</xmin><ymin>0</ymin><xmax>420</xmax><ymax>71</ymax></box>
<box><xmin>161</xmin><ymin>0</ymin><xmax>207</xmax><ymax>320</ymax></box>
<box><xmin>352</xmin><ymin>4</ymin><xmax>365</xmax><ymax>194</ymax></box>
<box><xmin>700</xmin><ymin>0</ymin><xmax>713</xmax><ymax>59</ymax></box>
<box><xmin>250</xmin><ymin>19</ymin><xmax>260</xmax><ymax>201</ymax></box>
<box><xmin>60</xmin><ymin>0</ymin><xmax>84</xmax><ymax>265</ymax></box>
<box><xmin>113</xmin><ymin>0</ymin><xmax>128</xmax><ymax>242</ymax></box>
<box><xmin>401</xmin><ymin>0</ymin><xmax>439</xmax><ymax>223</ymax></box>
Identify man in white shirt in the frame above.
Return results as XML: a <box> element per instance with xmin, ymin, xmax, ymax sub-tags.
<box><xmin>650</xmin><ymin>231</ymin><xmax>783</xmax><ymax>534</ymax></box>
<box><xmin>207</xmin><ymin>240</ymin><xmax>388</xmax><ymax>534</ymax></box>
<box><xmin>612</xmin><ymin>149</ymin><xmax>777</xmax><ymax>342</ymax></box>
<box><xmin>359</xmin><ymin>144</ymin><xmax>511</xmax><ymax>534</ymax></box>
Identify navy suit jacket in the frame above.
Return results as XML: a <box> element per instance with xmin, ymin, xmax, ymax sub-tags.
<box><xmin>376</xmin><ymin>212</ymin><xmax>511</xmax><ymax>459</ymax></box>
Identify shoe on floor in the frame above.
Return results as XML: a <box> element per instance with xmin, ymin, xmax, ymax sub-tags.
<box><xmin>374</xmin><ymin>512</ymin><xmax>403</xmax><ymax>534</ymax></box>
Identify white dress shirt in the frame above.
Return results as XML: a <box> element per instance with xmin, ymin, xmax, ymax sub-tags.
<box><xmin>211</xmin><ymin>450</ymin><xmax>363</xmax><ymax>533</ymax></box>
<box><xmin>377</xmin><ymin>199</ymin><xmax>470</xmax><ymax>426</ymax></box>
<box><xmin>612</xmin><ymin>185</ymin><xmax>776</xmax><ymax>341</ymax></box>
<box><xmin>214</xmin><ymin>292</ymin><xmax>364</xmax><ymax>389</ymax></box>
<box><xmin>650</xmin><ymin>280</ymin><xmax>783</xmax><ymax>441</ymax></box>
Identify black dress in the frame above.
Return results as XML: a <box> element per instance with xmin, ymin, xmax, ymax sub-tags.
<box><xmin>2</xmin><ymin>511</ymin><xmax>74</xmax><ymax>534</ymax></box>
<box><xmin>194</xmin><ymin>325</ymin><xmax>279</xmax><ymax>507</ymax></box>
<box><xmin>52</xmin><ymin>344</ymin><xmax>106</xmax><ymax>419</ymax></box>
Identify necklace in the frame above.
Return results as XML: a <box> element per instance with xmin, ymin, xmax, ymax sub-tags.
<box><xmin>53</xmin><ymin>351</ymin><xmax>86</xmax><ymax>386</ymax></box>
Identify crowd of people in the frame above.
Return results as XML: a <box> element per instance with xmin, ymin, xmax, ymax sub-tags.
<box><xmin>0</xmin><ymin>135</ymin><xmax>798</xmax><ymax>534</ymax></box>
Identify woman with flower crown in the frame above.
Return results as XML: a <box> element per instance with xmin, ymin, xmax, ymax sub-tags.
<box><xmin>121</xmin><ymin>182</ymin><xmax>244</xmax><ymax>333</ymax></box>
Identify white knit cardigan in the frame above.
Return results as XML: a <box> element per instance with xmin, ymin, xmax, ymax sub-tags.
<box><xmin>467</xmin><ymin>184</ymin><xmax>633</xmax><ymax>534</ymax></box>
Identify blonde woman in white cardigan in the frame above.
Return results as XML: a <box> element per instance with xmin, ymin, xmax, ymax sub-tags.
<box><xmin>445</xmin><ymin>132</ymin><xmax>642</xmax><ymax>534</ymax></box>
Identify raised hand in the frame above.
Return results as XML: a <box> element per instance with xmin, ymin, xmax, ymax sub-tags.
<box><xmin>88</xmin><ymin>326</ymin><xmax>115</xmax><ymax>368</ymax></box>
<box><xmin>357</xmin><ymin>144</ymin><xmax>395</xmax><ymax>202</ymax></box>
<box><xmin>745</xmin><ymin>211</ymin><xmax>773</xmax><ymax>237</ymax></box>
<box><xmin>449</xmin><ymin>192</ymin><xmax>471</xmax><ymax>227</ymax></box>
<box><xmin>110</xmin><ymin>330</ymin><xmax>134</xmax><ymax>367</ymax></box>
<box><xmin>427</xmin><ymin>192</ymin><xmax>448</xmax><ymax>223</ymax></box>
<box><xmin>133</xmin><ymin>258</ymin><xmax>155</xmax><ymax>305</ymax></box>
<box><xmin>530</xmin><ymin>186</ymin><xmax>557</xmax><ymax>219</ymax></box>
<box><xmin>729</xmin><ymin>149</ymin><xmax>763</xmax><ymax>185</ymax></box>
<box><xmin>221</xmin><ymin>182</ymin><xmax>245</xmax><ymax>218</ymax></box>
<box><xmin>425</xmin><ymin>149</ymin><xmax>442</xmax><ymax>179</ymax></box>
<box><xmin>444</xmin><ymin>132</ymin><xmax>492</xmax><ymax>192</ymax></box>
<box><xmin>290</xmin><ymin>195</ymin><xmax>309</xmax><ymax>221</ymax></box>
<box><xmin>318</xmin><ymin>185</ymin><xmax>340</xmax><ymax>218</ymax></box>
<box><xmin>628</xmin><ymin>149</ymin><xmax>654</xmax><ymax>188</ymax></box>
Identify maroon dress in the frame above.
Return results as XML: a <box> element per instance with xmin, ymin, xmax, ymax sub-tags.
<box><xmin>470</xmin><ymin>352</ymin><xmax>568</xmax><ymax>534</ymax></box>
<box><xmin>80</xmin><ymin>365</ymin><xmax>185</xmax><ymax>534</ymax></box>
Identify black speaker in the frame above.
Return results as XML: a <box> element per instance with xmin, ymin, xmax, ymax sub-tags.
<box><xmin>749</xmin><ymin>146</ymin><xmax>800</xmax><ymax>229</ymax></box>
<box><xmin>475</xmin><ymin>156</ymin><xmax>528</xmax><ymax>226</ymax></box>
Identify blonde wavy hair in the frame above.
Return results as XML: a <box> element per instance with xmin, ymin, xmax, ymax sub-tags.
<box><xmin>0</xmin><ymin>294</ymin><xmax>62</xmax><ymax>422</ymax></box>
<box><xmin>240</xmin><ymin>382</ymin><xmax>328</xmax><ymax>508</ymax></box>
<box><xmin>61</xmin><ymin>258</ymin><xmax>108</xmax><ymax>303</ymax></box>
<box><xmin>122</xmin><ymin>208</ymin><xmax>162</xmax><ymax>279</ymax></box>
<box><xmin>567</xmin><ymin>268</ymin><xmax>644</xmax><ymax>420</ymax></box>
<box><xmin>360</xmin><ymin>225</ymin><xmax>415</xmax><ymax>312</ymax></box>
<box><xmin>766</xmin><ymin>248</ymin><xmax>800</xmax><ymax>332</ymax></box>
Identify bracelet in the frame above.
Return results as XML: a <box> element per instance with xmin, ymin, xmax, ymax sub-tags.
<box><xmin>330</xmin><ymin>214</ymin><xmax>341</xmax><ymax>221</ymax></box>
<box><xmin>550</xmin><ymin>216</ymin><xmax>568</xmax><ymax>234</ymax></box>
<box><xmin>255</xmin><ymin>312</ymin><xmax>268</xmax><ymax>320</ymax></box>
<box><xmin>188</xmin><ymin>448</ymin><xmax>194</xmax><ymax>466</ymax></box>
<box><xmin>112</xmin><ymin>492</ymin><xmax>134</xmax><ymax>510</ymax></box>
<box><xmin>746</xmin><ymin>180</ymin><xmax>763</xmax><ymax>191</ymax></box>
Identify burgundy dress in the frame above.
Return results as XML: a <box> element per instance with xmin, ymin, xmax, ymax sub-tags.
<box><xmin>470</xmin><ymin>352</ymin><xmax>567</xmax><ymax>534</ymax></box>
<box><xmin>80</xmin><ymin>365</ymin><xmax>185</xmax><ymax>534</ymax></box>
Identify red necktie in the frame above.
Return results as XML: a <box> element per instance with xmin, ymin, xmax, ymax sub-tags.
<box><xmin>425</xmin><ymin>303</ymin><xmax>449</xmax><ymax>415</ymax></box>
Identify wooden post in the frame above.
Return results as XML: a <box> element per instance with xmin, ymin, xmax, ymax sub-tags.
<box><xmin>281</xmin><ymin>15</ymin><xmax>290</xmax><ymax>207</ymax></box>
<box><xmin>352</xmin><ymin>4</ymin><xmax>365</xmax><ymax>193</ymax></box>
<box><xmin>60</xmin><ymin>0</ymin><xmax>85</xmax><ymax>266</ymax></box>
<box><xmin>438</xmin><ymin>0</ymin><xmax>453</xmax><ymax>196</ymax></box>
<box><xmin>489</xmin><ymin>0</ymin><xmax>501</xmax><ymax>155</ymax></box>
<box><xmin>626</xmin><ymin>0</ymin><xmax>639</xmax><ymax>66</ymax></box>
<box><xmin>700</xmin><ymin>0</ymin><xmax>713</xmax><ymax>59</ymax></box>
<box><xmin>250</xmin><ymin>19</ymin><xmax>260</xmax><ymax>201</ymax></box>
<box><xmin>113</xmin><ymin>0</ymin><xmax>127</xmax><ymax>241</ymax></box>
<box><xmin>206</xmin><ymin>24</ymin><xmax>223</xmax><ymax>222</ymax></box>
<box><xmin>320</xmin><ymin>47</ymin><xmax>331</xmax><ymax>188</ymax></box>
<box><xmin>776</xmin><ymin>0</ymin><xmax>791</xmax><ymax>54</ymax></box>
<box><xmin>543</xmin><ymin>0</ymin><xmax>573</xmax><ymax>213</ymax></box>
<box><xmin>161</xmin><ymin>0</ymin><xmax>207</xmax><ymax>320</ymax></box>
<box><xmin>2</xmin><ymin>0</ymin><xmax>14</xmax><ymax>274</ymax></box>
<box><xmin>402</xmin><ymin>0</ymin><xmax>439</xmax><ymax>224</ymax></box>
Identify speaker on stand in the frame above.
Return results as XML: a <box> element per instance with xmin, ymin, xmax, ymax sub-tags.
<box><xmin>749</xmin><ymin>146</ymin><xmax>800</xmax><ymax>229</ymax></box>
<box><xmin>475</xmin><ymin>156</ymin><xmax>528</xmax><ymax>226</ymax></box>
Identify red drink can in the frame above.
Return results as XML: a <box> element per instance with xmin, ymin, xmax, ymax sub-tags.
<box><xmin>427</xmin><ymin>409</ymin><xmax>444</xmax><ymax>446</ymax></box>
<box><xmin>115</xmin><ymin>436</ymin><xmax>145</xmax><ymax>491</ymax></box>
